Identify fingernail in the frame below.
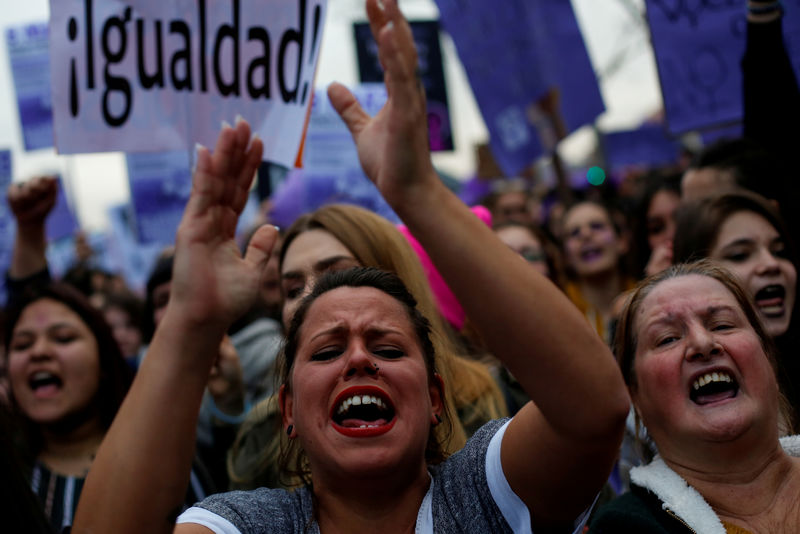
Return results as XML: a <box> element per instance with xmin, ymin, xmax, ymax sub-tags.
<box><xmin>235</xmin><ymin>114</ymin><xmax>245</xmax><ymax>125</ymax></box>
<box><xmin>376</xmin><ymin>0</ymin><xmax>385</xmax><ymax>10</ymax></box>
<box><xmin>247</xmin><ymin>132</ymin><xmax>260</xmax><ymax>151</ymax></box>
<box><xmin>221</xmin><ymin>119</ymin><xmax>232</xmax><ymax>130</ymax></box>
<box><xmin>195</xmin><ymin>142</ymin><xmax>206</xmax><ymax>154</ymax></box>
<box><xmin>385</xmin><ymin>21</ymin><xmax>394</xmax><ymax>31</ymax></box>
<box><xmin>272</xmin><ymin>225</ymin><xmax>281</xmax><ymax>232</ymax></box>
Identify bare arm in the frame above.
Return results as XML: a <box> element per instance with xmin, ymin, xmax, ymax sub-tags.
<box><xmin>71</xmin><ymin>121</ymin><xmax>277</xmax><ymax>534</ymax></box>
<box><xmin>329</xmin><ymin>0</ymin><xmax>629</xmax><ymax>527</ymax></box>
<box><xmin>7</xmin><ymin>176</ymin><xmax>57</xmax><ymax>279</ymax></box>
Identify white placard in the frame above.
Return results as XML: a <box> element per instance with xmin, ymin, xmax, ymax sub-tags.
<box><xmin>49</xmin><ymin>0</ymin><xmax>327</xmax><ymax>168</ymax></box>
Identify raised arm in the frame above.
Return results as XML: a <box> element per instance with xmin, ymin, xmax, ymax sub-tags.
<box><xmin>7</xmin><ymin>176</ymin><xmax>56</xmax><ymax>279</ymax></box>
<box><xmin>72</xmin><ymin>121</ymin><xmax>277</xmax><ymax>534</ymax></box>
<box><xmin>328</xmin><ymin>0</ymin><xmax>629</xmax><ymax>527</ymax></box>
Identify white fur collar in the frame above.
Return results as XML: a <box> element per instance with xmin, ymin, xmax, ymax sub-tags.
<box><xmin>629</xmin><ymin>435</ymin><xmax>800</xmax><ymax>533</ymax></box>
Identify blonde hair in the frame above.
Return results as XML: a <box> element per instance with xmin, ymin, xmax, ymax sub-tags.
<box><xmin>229</xmin><ymin>204</ymin><xmax>506</xmax><ymax>488</ymax></box>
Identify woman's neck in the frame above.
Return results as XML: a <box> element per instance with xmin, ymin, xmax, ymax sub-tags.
<box><xmin>666</xmin><ymin>445</ymin><xmax>800</xmax><ymax>532</ymax></box>
<box><xmin>314</xmin><ymin>466</ymin><xmax>430</xmax><ymax>534</ymax></box>
<box><xmin>577</xmin><ymin>270</ymin><xmax>623</xmax><ymax>316</ymax></box>
<box><xmin>39</xmin><ymin>417</ymin><xmax>106</xmax><ymax>477</ymax></box>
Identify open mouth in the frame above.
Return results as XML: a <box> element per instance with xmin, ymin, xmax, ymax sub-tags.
<box><xmin>580</xmin><ymin>247</ymin><xmax>603</xmax><ymax>262</ymax></box>
<box><xmin>331</xmin><ymin>386</ymin><xmax>396</xmax><ymax>437</ymax></box>
<box><xmin>28</xmin><ymin>371</ymin><xmax>63</xmax><ymax>397</ymax></box>
<box><xmin>754</xmin><ymin>285</ymin><xmax>786</xmax><ymax>317</ymax></box>
<box><xmin>690</xmin><ymin>371</ymin><xmax>739</xmax><ymax>405</ymax></box>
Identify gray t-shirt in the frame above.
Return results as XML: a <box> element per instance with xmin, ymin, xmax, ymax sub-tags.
<box><xmin>178</xmin><ymin>418</ymin><xmax>589</xmax><ymax>533</ymax></box>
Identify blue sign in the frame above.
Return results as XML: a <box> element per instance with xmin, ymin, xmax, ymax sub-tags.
<box><xmin>435</xmin><ymin>0</ymin><xmax>603</xmax><ymax>174</ymax></box>
<box><xmin>603</xmin><ymin>124</ymin><xmax>682</xmax><ymax>169</ymax></box>
<box><xmin>645</xmin><ymin>0</ymin><xmax>800</xmax><ymax>134</ymax></box>
<box><xmin>0</xmin><ymin>150</ymin><xmax>12</xmax><ymax>305</ymax></box>
<box><xmin>46</xmin><ymin>177</ymin><xmax>79</xmax><ymax>242</ymax></box>
<box><xmin>435</xmin><ymin>0</ymin><xmax>546</xmax><ymax>174</ymax></box>
<box><xmin>5</xmin><ymin>23</ymin><xmax>54</xmax><ymax>150</ymax></box>
<box><xmin>126</xmin><ymin>151</ymin><xmax>192</xmax><ymax>246</ymax></box>
<box><xmin>105</xmin><ymin>204</ymin><xmax>163</xmax><ymax>293</ymax></box>
<box><xmin>538</xmin><ymin>0</ymin><xmax>605</xmax><ymax>136</ymax></box>
<box><xmin>354</xmin><ymin>20</ymin><xmax>454</xmax><ymax>151</ymax></box>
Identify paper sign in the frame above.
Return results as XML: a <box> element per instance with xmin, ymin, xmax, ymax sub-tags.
<box><xmin>105</xmin><ymin>203</ymin><xmax>163</xmax><ymax>292</ymax></box>
<box><xmin>0</xmin><ymin>150</ymin><xmax>11</xmax><ymax>187</ymax></box>
<box><xmin>6</xmin><ymin>23</ymin><xmax>55</xmax><ymax>151</ymax></box>
<box><xmin>603</xmin><ymin>124</ymin><xmax>681</xmax><ymax>170</ymax></box>
<box><xmin>268</xmin><ymin>85</ymin><xmax>397</xmax><ymax>227</ymax></box>
<box><xmin>46</xmin><ymin>177</ymin><xmax>80</xmax><ymax>242</ymax></box>
<box><xmin>354</xmin><ymin>20</ymin><xmax>454</xmax><ymax>151</ymax></box>
<box><xmin>435</xmin><ymin>0</ymin><xmax>603</xmax><ymax>174</ymax></box>
<box><xmin>536</xmin><ymin>0</ymin><xmax>605</xmax><ymax>136</ymax></box>
<box><xmin>126</xmin><ymin>150</ymin><xmax>192</xmax><ymax>245</ymax></box>
<box><xmin>645</xmin><ymin>0</ymin><xmax>800</xmax><ymax>135</ymax></box>
<box><xmin>49</xmin><ymin>0</ymin><xmax>327</xmax><ymax>168</ymax></box>
<box><xmin>435</xmin><ymin>0</ymin><xmax>547</xmax><ymax>174</ymax></box>
<box><xmin>0</xmin><ymin>150</ymin><xmax>12</xmax><ymax>305</ymax></box>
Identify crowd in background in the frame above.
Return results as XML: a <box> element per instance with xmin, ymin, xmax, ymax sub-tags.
<box><xmin>1</xmin><ymin>0</ymin><xmax>800</xmax><ymax>533</ymax></box>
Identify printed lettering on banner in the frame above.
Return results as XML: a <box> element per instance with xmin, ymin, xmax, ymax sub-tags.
<box><xmin>49</xmin><ymin>0</ymin><xmax>327</xmax><ymax>168</ymax></box>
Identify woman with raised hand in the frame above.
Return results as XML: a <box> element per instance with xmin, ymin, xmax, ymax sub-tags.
<box><xmin>71</xmin><ymin>1</ymin><xmax>629</xmax><ymax>532</ymax></box>
<box><xmin>228</xmin><ymin>204</ymin><xmax>507</xmax><ymax>490</ymax></box>
<box><xmin>590</xmin><ymin>260</ymin><xmax>800</xmax><ymax>533</ymax></box>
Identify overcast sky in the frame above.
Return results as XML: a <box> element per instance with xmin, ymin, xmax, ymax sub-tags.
<box><xmin>0</xmin><ymin>0</ymin><xmax>660</xmax><ymax>230</ymax></box>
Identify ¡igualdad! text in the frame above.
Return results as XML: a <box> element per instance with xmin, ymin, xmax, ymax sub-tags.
<box><xmin>66</xmin><ymin>0</ymin><xmax>322</xmax><ymax>127</ymax></box>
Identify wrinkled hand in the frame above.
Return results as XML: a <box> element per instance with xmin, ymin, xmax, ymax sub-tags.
<box><xmin>327</xmin><ymin>0</ymin><xmax>436</xmax><ymax>211</ymax></box>
<box><xmin>169</xmin><ymin>119</ymin><xmax>278</xmax><ymax>332</ymax></box>
<box><xmin>7</xmin><ymin>176</ymin><xmax>57</xmax><ymax>226</ymax></box>
<box><xmin>207</xmin><ymin>336</ymin><xmax>246</xmax><ymax>415</ymax></box>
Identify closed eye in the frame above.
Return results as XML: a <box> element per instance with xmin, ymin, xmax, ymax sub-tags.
<box><xmin>311</xmin><ymin>349</ymin><xmax>342</xmax><ymax>361</ymax></box>
<box><xmin>656</xmin><ymin>335</ymin><xmax>679</xmax><ymax>347</ymax></box>
<box><xmin>712</xmin><ymin>323</ymin><xmax>734</xmax><ymax>332</ymax></box>
<box><xmin>373</xmin><ymin>348</ymin><xmax>405</xmax><ymax>359</ymax></box>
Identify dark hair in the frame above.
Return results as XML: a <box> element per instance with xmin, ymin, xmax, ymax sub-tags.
<box><xmin>278</xmin><ymin>267</ymin><xmax>446</xmax><ymax>485</ymax></box>
<box><xmin>143</xmin><ymin>252</ymin><xmax>174</xmax><ymax>341</ymax></box>
<box><xmin>673</xmin><ymin>190</ymin><xmax>797</xmax><ymax>267</ymax></box>
<box><xmin>631</xmin><ymin>171</ymin><xmax>682</xmax><ymax>275</ymax></box>
<box><xmin>689</xmin><ymin>138</ymin><xmax>783</xmax><ymax>200</ymax></box>
<box><xmin>4</xmin><ymin>283</ymin><xmax>133</xmax><ymax>453</ymax></box>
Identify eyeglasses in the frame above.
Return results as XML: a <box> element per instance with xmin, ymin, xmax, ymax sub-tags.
<box><xmin>520</xmin><ymin>248</ymin><xmax>546</xmax><ymax>263</ymax></box>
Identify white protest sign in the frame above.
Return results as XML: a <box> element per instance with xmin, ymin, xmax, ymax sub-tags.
<box><xmin>49</xmin><ymin>0</ymin><xmax>327</xmax><ymax>168</ymax></box>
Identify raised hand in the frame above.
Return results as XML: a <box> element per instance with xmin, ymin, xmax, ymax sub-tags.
<box><xmin>7</xmin><ymin>175</ymin><xmax>57</xmax><ymax>225</ymax></box>
<box><xmin>168</xmin><ymin>119</ymin><xmax>277</xmax><ymax>334</ymax></box>
<box><xmin>327</xmin><ymin>0</ymin><xmax>436</xmax><ymax>212</ymax></box>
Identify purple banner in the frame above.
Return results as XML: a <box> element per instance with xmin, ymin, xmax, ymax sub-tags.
<box><xmin>435</xmin><ymin>0</ymin><xmax>603</xmax><ymax>174</ymax></box>
<box><xmin>646</xmin><ymin>0</ymin><xmax>800</xmax><ymax>134</ymax></box>
<box><xmin>603</xmin><ymin>124</ymin><xmax>682</xmax><ymax>170</ymax></box>
<box><xmin>46</xmin><ymin>177</ymin><xmax>79</xmax><ymax>242</ymax></box>
<box><xmin>0</xmin><ymin>150</ymin><xmax>12</xmax><ymax>305</ymax></box>
<box><xmin>5</xmin><ymin>23</ymin><xmax>54</xmax><ymax>150</ymax></box>
<box><xmin>126</xmin><ymin>151</ymin><xmax>192</xmax><ymax>246</ymax></box>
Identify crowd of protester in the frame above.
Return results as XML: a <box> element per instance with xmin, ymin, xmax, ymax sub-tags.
<box><xmin>1</xmin><ymin>0</ymin><xmax>799</xmax><ymax>532</ymax></box>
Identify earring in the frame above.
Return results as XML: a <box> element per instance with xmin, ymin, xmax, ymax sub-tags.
<box><xmin>286</xmin><ymin>425</ymin><xmax>294</xmax><ymax>436</ymax></box>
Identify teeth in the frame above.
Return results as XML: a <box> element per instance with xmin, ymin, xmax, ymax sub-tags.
<box><xmin>692</xmin><ymin>372</ymin><xmax>732</xmax><ymax>391</ymax></box>
<box><xmin>336</xmin><ymin>394</ymin><xmax>389</xmax><ymax>415</ymax></box>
